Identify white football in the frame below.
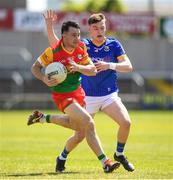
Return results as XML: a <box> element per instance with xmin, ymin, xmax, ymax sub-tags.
<box><xmin>45</xmin><ymin>62</ymin><xmax>67</xmax><ymax>83</ymax></box>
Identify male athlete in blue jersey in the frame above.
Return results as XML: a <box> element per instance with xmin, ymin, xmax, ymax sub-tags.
<box><xmin>43</xmin><ymin>10</ymin><xmax>135</xmax><ymax>172</ymax></box>
<box><xmin>81</xmin><ymin>38</ymin><xmax>123</xmax><ymax>96</ymax></box>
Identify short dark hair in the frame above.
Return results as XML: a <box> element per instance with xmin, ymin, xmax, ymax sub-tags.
<box><xmin>88</xmin><ymin>13</ymin><xmax>106</xmax><ymax>25</ymax></box>
<box><xmin>61</xmin><ymin>21</ymin><xmax>80</xmax><ymax>34</ymax></box>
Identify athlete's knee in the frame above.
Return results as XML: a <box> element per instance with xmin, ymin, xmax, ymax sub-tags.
<box><xmin>86</xmin><ymin>120</ymin><xmax>95</xmax><ymax>131</ymax></box>
<box><xmin>75</xmin><ymin>132</ymin><xmax>85</xmax><ymax>143</ymax></box>
<box><xmin>120</xmin><ymin>118</ymin><xmax>131</xmax><ymax>129</ymax></box>
<box><xmin>82</xmin><ymin>115</ymin><xmax>95</xmax><ymax>131</ymax></box>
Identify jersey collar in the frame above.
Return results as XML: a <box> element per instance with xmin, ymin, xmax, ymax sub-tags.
<box><xmin>91</xmin><ymin>38</ymin><xmax>106</xmax><ymax>47</ymax></box>
<box><xmin>61</xmin><ymin>40</ymin><xmax>75</xmax><ymax>54</ymax></box>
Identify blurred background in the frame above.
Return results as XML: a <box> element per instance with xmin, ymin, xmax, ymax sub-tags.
<box><xmin>0</xmin><ymin>0</ymin><xmax>173</xmax><ymax>110</ymax></box>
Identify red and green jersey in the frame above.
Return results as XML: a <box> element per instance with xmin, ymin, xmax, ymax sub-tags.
<box><xmin>38</xmin><ymin>39</ymin><xmax>90</xmax><ymax>93</ymax></box>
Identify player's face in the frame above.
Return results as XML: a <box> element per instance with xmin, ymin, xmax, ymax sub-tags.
<box><xmin>63</xmin><ymin>27</ymin><xmax>80</xmax><ymax>48</ymax></box>
<box><xmin>89</xmin><ymin>20</ymin><xmax>106</xmax><ymax>43</ymax></box>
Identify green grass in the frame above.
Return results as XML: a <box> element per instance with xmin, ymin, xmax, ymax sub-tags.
<box><xmin>0</xmin><ymin>110</ymin><xmax>173</xmax><ymax>179</ymax></box>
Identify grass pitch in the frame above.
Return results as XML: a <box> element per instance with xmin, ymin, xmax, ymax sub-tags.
<box><xmin>0</xmin><ymin>110</ymin><xmax>172</xmax><ymax>179</ymax></box>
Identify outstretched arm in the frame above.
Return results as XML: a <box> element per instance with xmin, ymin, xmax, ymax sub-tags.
<box><xmin>43</xmin><ymin>10</ymin><xmax>59</xmax><ymax>47</ymax></box>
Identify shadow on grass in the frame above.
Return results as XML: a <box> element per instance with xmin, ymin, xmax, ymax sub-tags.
<box><xmin>0</xmin><ymin>171</ymin><xmax>81</xmax><ymax>177</ymax></box>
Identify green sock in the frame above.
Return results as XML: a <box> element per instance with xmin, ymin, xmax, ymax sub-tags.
<box><xmin>98</xmin><ymin>154</ymin><xmax>108</xmax><ymax>167</ymax></box>
<box><xmin>46</xmin><ymin>115</ymin><xmax>51</xmax><ymax>123</ymax></box>
<box><xmin>98</xmin><ymin>154</ymin><xmax>106</xmax><ymax>160</ymax></box>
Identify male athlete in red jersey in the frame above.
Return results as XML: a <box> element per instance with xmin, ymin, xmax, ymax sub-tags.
<box><xmin>28</xmin><ymin>20</ymin><xmax>120</xmax><ymax>173</ymax></box>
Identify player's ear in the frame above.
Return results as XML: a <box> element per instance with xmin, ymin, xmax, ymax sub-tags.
<box><xmin>62</xmin><ymin>33</ymin><xmax>65</xmax><ymax>39</ymax></box>
<box><xmin>104</xmin><ymin>24</ymin><xmax>106</xmax><ymax>31</ymax></box>
<box><xmin>62</xmin><ymin>32</ymin><xmax>67</xmax><ymax>38</ymax></box>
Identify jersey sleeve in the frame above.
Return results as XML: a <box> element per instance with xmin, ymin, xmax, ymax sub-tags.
<box><xmin>117</xmin><ymin>54</ymin><xmax>128</xmax><ymax>61</ymax></box>
<box><xmin>37</xmin><ymin>47</ymin><xmax>53</xmax><ymax>67</ymax></box>
<box><xmin>113</xmin><ymin>40</ymin><xmax>126</xmax><ymax>62</ymax></box>
<box><xmin>80</xmin><ymin>44</ymin><xmax>91</xmax><ymax>65</ymax></box>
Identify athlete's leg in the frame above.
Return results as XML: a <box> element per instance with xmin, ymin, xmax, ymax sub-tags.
<box><xmin>50</xmin><ymin>114</ymin><xmax>79</xmax><ymax>131</ymax></box>
<box><xmin>56</xmin><ymin>114</ymin><xmax>97</xmax><ymax>172</ymax></box>
<box><xmin>55</xmin><ymin>130</ymin><xmax>85</xmax><ymax>172</ymax></box>
<box><xmin>102</xmin><ymin>98</ymin><xmax>134</xmax><ymax>171</ymax></box>
<box><xmin>27</xmin><ymin>110</ymin><xmax>98</xmax><ymax>154</ymax></box>
<box><xmin>102</xmin><ymin>99</ymin><xmax>131</xmax><ymax>143</ymax></box>
<box><xmin>64</xmin><ymin>113</ymin><xmax>95</xmax><ymax>152</ymax></box>
<box><xmin>64</xmin><ymin>102</ymin><xmax>103</xmax><ymax>156</ymax></box>
<box><xmin>27</xmin><ymin>111</ymin><xmax>80</xmax><ymax>131</ymax></box>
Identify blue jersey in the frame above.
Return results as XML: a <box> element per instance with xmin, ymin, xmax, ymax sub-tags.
<box><xmin>81</xmin><ymin>38</ymin><xmax>125</xmax><ymax>96</ymax></box>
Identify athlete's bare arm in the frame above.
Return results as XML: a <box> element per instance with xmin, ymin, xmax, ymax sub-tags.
<box><xmin>43</xmin><ymin>10</ymin><xmax>59</xmax><ymax>47</ymax></box>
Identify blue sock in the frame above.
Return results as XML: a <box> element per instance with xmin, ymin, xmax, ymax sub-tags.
<box><xmin>59</xmin><ymin>147</ymin><xmax>69</xmax><ymax>160</ymax></box>
<box><xmin>116</xmin><ymin>142</ymin><xmax>125</xmax><ymax>156</ymax></box>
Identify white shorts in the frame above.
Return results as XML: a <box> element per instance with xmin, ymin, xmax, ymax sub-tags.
<box><xmin>85</xmin><ymin>92</ymin><xmax>121</xmax><ymax>114</ymax></box>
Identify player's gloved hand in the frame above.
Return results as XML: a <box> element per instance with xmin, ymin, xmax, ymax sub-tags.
<box><xmin>42</xmin><ymin>75</ymin><xmax>59</xmax><ymax>87</ymax></box>
<box><xmin>94</xmin><ymin>60</ymin><xmax>110</xmax><ymax>73</ymax></box>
